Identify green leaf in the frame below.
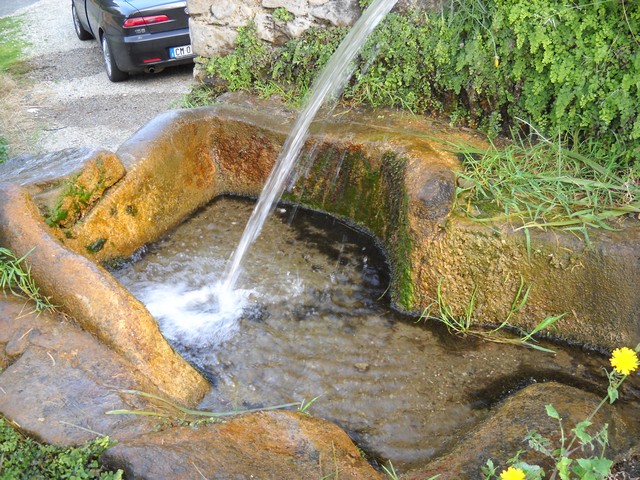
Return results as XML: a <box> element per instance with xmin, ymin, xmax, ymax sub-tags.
<box><xmin>514</xmin><ymin>462</ymin><xmax>544</xmax><ymax>479</ymax></box>
<box><xmin>573</xmin><ymin>420</ymin><xmax>593</xmax><ymax>444</ymax></box>
<box><xmin>607</xmin><ymin>384</ymin><xmax>619</xmax><ymax>404</ymax></box>
<box><xmin>545</xmin><ymin>404</ymin><xmax>561</xmax><ymax>420</ymax></box>
<box><xmin>557</xmin><ymin>456</ymin><xmax>572</xmax><ymax>480</ymax></box>
<box><xmin>574</xmin><ymin>457</ymin><xmax>613</xmax><ymax>477</ymax></box>
<box><xmin>526</xmin><ymin>430</ymin><xmax>552</xmax><ymax>456</ymax></box>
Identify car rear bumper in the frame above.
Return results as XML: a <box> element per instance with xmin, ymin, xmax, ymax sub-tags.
<box><xmin>107</xmin><ymin>28</ymin><xmax>195</xmax><ymax>73</ymax></box>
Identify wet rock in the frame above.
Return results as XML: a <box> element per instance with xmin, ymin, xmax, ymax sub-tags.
<box><xmin>45</xmin><ymin>151</ymin><xmax>126</xmax><ymax>228</ymax></box>
<box><xmin>102</xmin><ymin>410</ymin><xmax>383</xmax><ymax>479</ymax></box>
<box><xmin>0</xmin><ymin>297</ymin><xmax>160</xmax><ymax>445</ymax></box>
<box><xmin>407</xmin><ymin>163</ymin><xmax>456</xmax><ymax>221</ymax></box>
<box><xmin>20</xmin><ymin>98</ymin><xmax>637</xmax><ymax>349</ymax></box>
<box><xmin>4</xmin><ymin>326</ymin><xmax>39</xmax><ymax>358</ymax></box>
<box><xmin>0</xmin><ymin>183</ymin><xmax>210</xmax><ymax>405</ymax></box>
<box><xmin>0</xmin><ymin>147</ymin><xmax>102</xmax><ymax>186</ymax></box>
<box><xmin>402</xmin><ymin>382</ymin><xmax>635</xmax><ymax>479</ymax></box>
<box><xmin>413</xmin><ymin>215</ymin><xmax>640</xmax><ymax>348</ymax></box>
<box><xmin>0</xmin><ymin>147</ymin><xmax>126</xmax><ymax>232</ymax></box>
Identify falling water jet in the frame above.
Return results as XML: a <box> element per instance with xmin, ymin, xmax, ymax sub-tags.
<box><xmin>218</xmin><ymin>0</ymin><xmax>398</xmax><ymax>296</ymax></box>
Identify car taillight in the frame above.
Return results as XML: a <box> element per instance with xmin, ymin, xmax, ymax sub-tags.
<box><xmin>123</xmin><ymin>15</ymin><xmax>170</xmax><ymax>28</ymax></box>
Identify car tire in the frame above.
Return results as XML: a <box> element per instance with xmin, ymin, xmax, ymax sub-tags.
<box><xmin>101</xmin><ymin>36</ymin><xmax>129</xmax><ymax>82</ymax></box>
<box><xmin>72</xmin><ymin>4</ymin><xmax>93</xmax><ymax>41</ymax></box>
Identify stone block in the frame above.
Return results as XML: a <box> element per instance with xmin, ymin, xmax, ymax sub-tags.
<box><xmin>190</xmin><ymin>22</ymin><xmax>238</xmax><ymax>57</ymax></box>
<box><xmin>310</xmin><ymin>0</ymin><xmax>360</xmax><ymax>26</ymax></box>
<box><xmin>285</xmin><ymin>16</ymin><xmax>315</xmax><ymax>38</ymax></box>
<box><xmin>262</xmin><ymin>0</ymin><xmax>309</xmax><ymax>16</ymax></box>
<box><xmin>185</xmin><ymin>0</ymin><xmax>212</xmax><ymax>15</ymax></box>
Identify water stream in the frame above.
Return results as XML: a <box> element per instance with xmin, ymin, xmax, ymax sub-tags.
<box><xmin>112</xmin><ymin>196</ymin><xmax>639</xmax><ymax>471</ymax></box>
<box><xmin>220</xmin><ymin>0</ymin><xmax>398</xmax><ymax>293</ymax></box>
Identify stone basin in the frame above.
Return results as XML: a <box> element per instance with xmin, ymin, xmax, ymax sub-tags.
<box><xmin>0</xmin><ymin>93</ymin><xmax>638</xmax><ymax>478</ymax></box>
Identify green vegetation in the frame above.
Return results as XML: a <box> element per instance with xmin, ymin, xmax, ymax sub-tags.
<box><xmin>196</xmin><ymin>0</ymin><xmax>639</xmax><ymax>224</ymax></box>
<box><xmin>0</xmin><ymin>136</ymin><xmax>8</xmax><ymax>164</ymax></box>
<box><xmin>379</xmin><ymin>153</ymin><xmax>414</xmax><ymax>308</ymax></box>
<box><xmin>44</xmin><ymin>175</ymin><xmax>94</xmax><ymax>227</ymax></box>
<box><xmin>0</xmin><ymin>16</ymin><xmax>27</xmax><ymax>74</ymax></box>
<box><xmin>0</xmin><ymin>417</ymin><xmax>122</xmax><ymax>479</ymax></box>
<box><xmin>0</xmin><ymin>247</ymin><xmax>55</xmax><ymax>313</ymax></box>
<box><xmin>45</xmin><ymin>169</ymin><xmax>108</xmax><ymax>229</ymax></box>
<box><xmin>203</xmin><ymin>22</ymin><xmax>273</xmax><ymax>93</ymax></box>
<box><xmin>0</xmin><ymin>15</ymin><xmax>30</xmax><ymax>161</ymax></box>
<box><xmin>483</xmin><ymin>345</ymin><xmax>640</xmax><ymax>479</ymax></box>
<box><xmin>452</xmin><ymin>135</ymin><xmax>640</xmax><ymax>241</ymax></box>
<box><xmin>200</xmin><ymin>21</ymin><xmax>347</xmax><ymax>105</ymax></box>
<box><xmin>85</xmin><ymin>238</ymin><xmax>107</xmax><ymax>254</ymax></box>
<box><xmin>421</xmin><ymin>277</ymin><xmax>563</xmax><ymax>352</ymax></box>
<box><xmin>200</xmin><ymin>1</ymin><xmax>640</xmax><ymax>168</ymax></box>
<box><xmin>272</xmin><ymin>7</ymin><xmax>294</xmax><ymax>22</ymax></box>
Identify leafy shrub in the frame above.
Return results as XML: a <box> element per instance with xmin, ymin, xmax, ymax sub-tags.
<box><xmin>272</xmin><ymin>7</ymin><xmax>294</xmax><ymax>22</ymax></box>
<box><xmin>0</xmin><ymin>418</ymin><xmax>122</xmax><ymax>479</ymax></box>
<box><xmin>201</xmin><ymin>0</ymin><xmax>640</xmax><ymax>171</ymax></box>
<box><xmin>271</xmin><ymin>25</ymin><xmax>349</xmax><ymax>99</ymax></box>
<box><xmin>205</xmin><ymin>22</ymin><xmax>273</xmax><ymax>92</ymax></box>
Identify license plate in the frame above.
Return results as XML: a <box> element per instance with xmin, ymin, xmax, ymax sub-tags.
<box><xmin>169</xmin><ymin>44</ymin><xmax>192</xmax><ymax>58</ymax></box>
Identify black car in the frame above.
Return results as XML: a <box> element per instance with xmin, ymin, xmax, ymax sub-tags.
<box><xmin>71</xmin><ymin>0</ymin><xmax>195</xmax><ymax>82</ymax></box>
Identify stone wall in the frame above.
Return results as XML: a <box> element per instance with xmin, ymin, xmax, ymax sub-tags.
<box><xmin>186</xmin><ymin>0</ymin><xmax>361</xmax><ymax>59</ymax></box>
<box><xmin>186</xmin><ymin>0</ymin><xmax>442</xmax><ymax>59</ymax></box>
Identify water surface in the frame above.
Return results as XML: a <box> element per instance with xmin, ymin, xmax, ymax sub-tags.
<box><xmin>113</xmin><ymin>196</ymin><xmax>632</xmax><ymax>471</ymax></box>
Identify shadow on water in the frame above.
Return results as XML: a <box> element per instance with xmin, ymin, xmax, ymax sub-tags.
<box><xmin>110</xmin><ymin>196</ymin><xmax>640</xmax><ymax>471</ymax></box>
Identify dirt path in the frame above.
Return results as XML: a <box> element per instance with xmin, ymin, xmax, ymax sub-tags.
<box><xmin>2</xmin><ymin>0</ymin><xmax>195</xmax><ymax>157</ymax></box>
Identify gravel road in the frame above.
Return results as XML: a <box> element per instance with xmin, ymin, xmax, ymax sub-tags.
<box><xmin>3</xmin><ymin>0</ymin><xmax>196</xmax><ymax>157</ymax></box>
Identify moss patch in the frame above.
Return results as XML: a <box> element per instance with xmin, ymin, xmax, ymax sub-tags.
<box><xmin>86</xmin><ymin>238</ymin><xmax>107</xmax><ymax>254</ymax></box>
<box><xmin>284</xmin><ymin>145</ymin><xmax>414</xmax><ymax>309</ymax></box>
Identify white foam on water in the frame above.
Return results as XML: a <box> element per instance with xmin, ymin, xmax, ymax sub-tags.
<box><xmin>140</xmin><ymin>281</ymin><xmax>252</xmax><ymax>347</ymax></box>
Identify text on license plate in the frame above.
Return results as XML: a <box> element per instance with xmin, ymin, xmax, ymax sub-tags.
<box><xmin>170</xmin><ymin>44</ymin><xmax>192</xmax><ymax>58</ymax></box>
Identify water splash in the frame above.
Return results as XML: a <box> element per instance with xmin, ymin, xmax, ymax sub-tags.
<box><xmin>220</xmin><ymin>0</ymin><xmax>398</xmax><ymax>294</ymax></box>
<box><xmin>142</xmin><ymin>282</ymin><xmax>251</xmax><ymax>346</ymax></box>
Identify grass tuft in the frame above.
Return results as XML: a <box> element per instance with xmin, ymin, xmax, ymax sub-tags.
<box><xmin>0</xmin><ymin>247</ymin><xmax>56</xmax><ymax>313</ymax></box>
<box><xmin>107</xmin><ymin>389</ymin><xmax>301</xmax><ymax>425</ymax></box>
<box><xmin>453</xmin><ymin>134</ymin><xmax>640</xmax><ymax>240</ymax></box>
<box><xmin>421</xmin><ymin>277</ymin><xmax>562</xmax><ymax>353</ymax></box>
<box><xmin>0</xmin><ymin>16</ymin><xmax>28</xmax><ymax>74</ymax></box>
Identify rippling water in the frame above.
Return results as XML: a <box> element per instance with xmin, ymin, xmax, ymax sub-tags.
<box><xmin>112</xmin><ymin>196</ymin><xmax>635</xmax><ymax>471</ymax></box>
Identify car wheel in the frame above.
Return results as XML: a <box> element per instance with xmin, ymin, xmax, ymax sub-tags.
<box><xmin>101</xmin><ymin>36</ymin><xmax>128</xmax><ymax>82</ymax></box>
<box><xmin>72</xmin><ymin>4</ymin><xmax>93</xmax><ymax>41</ymax></box>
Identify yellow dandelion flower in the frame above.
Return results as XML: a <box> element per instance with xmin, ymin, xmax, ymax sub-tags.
<box><xmin>610</xmin><ymin>347</ymin><xmax>639</xmax><ymax>375</ymax></box>
<box><xmin>500</xmin><ymin>466</ymin><xmax>526</xmax><ymax>480</ymax></box>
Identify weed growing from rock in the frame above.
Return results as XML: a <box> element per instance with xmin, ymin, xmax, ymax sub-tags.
<box><xmin>0</xmin><ymin>247</ymin><xmax>55</xmax><ymax>313</ymax></box>
<box><xmin>421</xmin><ymin>277</ymin><xmax>562</xmax><ymax>353</ymax></box>
<box><xmin>483</xmin><ymin>345</ymin><xmax>640</xmax><ymax>479</ymax></box>
<box><xmin>453</xmin><ymin>134</ymin><xmax>640</xmax><ymax>243</ymax></box>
